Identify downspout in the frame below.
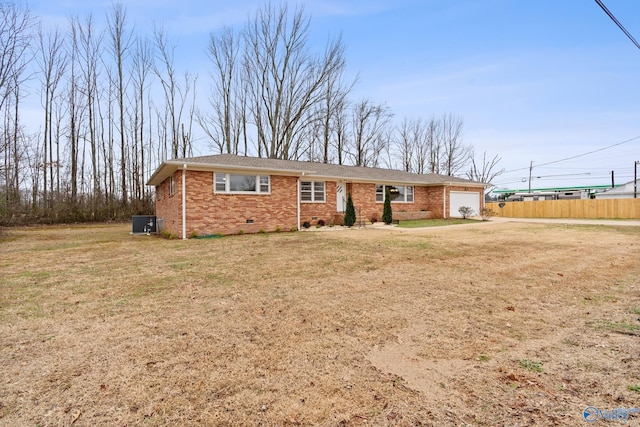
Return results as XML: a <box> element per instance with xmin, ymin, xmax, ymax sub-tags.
<box><xmin>443</xmin><ymin>187</ymin><xmax>447</xmax><ymax>219</ymax></box>
<box><xmin>182</xmin><ymin>164</ymin><xmax>187</xmax><ymax>239</ymax></box>
<box><xmin>297</xmin><ymin>176</ymin><xmax>301</xmax><ymax>230</ymax></box>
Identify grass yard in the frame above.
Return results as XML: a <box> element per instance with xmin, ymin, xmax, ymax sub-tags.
<box><xmin>396</xmin><ymin>218</ymin><xmax>475</xmax><ymax>228</ymax></box>
<box><xmin>1</xmin><ymin>222</ymin><xmax>639</xmax><ymax>426</ymax></box>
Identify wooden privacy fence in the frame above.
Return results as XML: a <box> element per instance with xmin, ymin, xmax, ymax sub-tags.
<box><xmin>486</xmin><ymin>199</ymin><xmax>640</xmax><ymax>219</ymax></box>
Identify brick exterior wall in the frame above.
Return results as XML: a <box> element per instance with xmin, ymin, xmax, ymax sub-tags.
<box><xmin>300</xmin><ymin>181</ymin><xmax>338</xmax><ymax>225</ymax></box>
<box><xmin>189</xmin><ymin>172</ymin><xmax>298</xmax><ymax>235</ymax></box>
<box><xmin>154</xmin><ymin>169</ymin><xmax>483</xmax><ymax>236</ymax></box>
<box><xmin>422</xmin><ymin>186</ymin><xmax>445</xmax><ymax>218</ymax></box>
<box><xmin>347</xmin><ymin>183</ymin><xmax>378</xmax><ymax>221</ymax></box>
<box><xmin>345</xmin><ymin>183</ymin><xmax>442</xmax><ymax>222</ymax></box>
<box><xmin>156</xmin><ymin>170</ymin><xmax>298</xmax><ymax>236</ymax></box>
<box><xmin>155</xmin><ymin>171</ymin><xmax>183</xmax><ymax>235</ymax></box>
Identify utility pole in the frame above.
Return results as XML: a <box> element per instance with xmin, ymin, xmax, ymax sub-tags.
<box><xmin>528</xmin><ymin>161</ymin><xmax>533</xmax><ymax>193</ymax></box>
<box><xmin>611</xmin><ymin>170</ymin><xmax>614</xmax><ymax>188</ymax></box>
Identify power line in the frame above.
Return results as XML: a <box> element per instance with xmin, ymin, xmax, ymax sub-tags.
<box><xmin>495</xmin><ymin>1</ymin><xmax>640</xmax><ymax>184</ymax></box>
<box><xmin>537</xmin><ymin>166</ymin><xmax>634</xmax><ymax>171</ymax></box>
<box><xmin>502</xmin><ymin>135</ymin><xmax>640</xmax><ymax>174</ymax></box>
<box><xmin>535</xmin><ymin>136</ymin><xmax>640</xmax><ymax>166</ymax></box>
<box><xmin>595</xmin><ymin>0</ymin><xmax>640</xmax><ymax>50</ymax></box>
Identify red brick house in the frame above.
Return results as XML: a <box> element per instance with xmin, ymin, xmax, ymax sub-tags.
<box><xmin>146</xmin><ymin>154</ymin><xmax>487</xmax><ymax>237</ymax></box>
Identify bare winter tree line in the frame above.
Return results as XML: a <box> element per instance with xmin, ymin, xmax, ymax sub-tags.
<box><xmin>1</xmin><ymin>2</ymin><xmax>195</xmax><ymax>224</ymax></box>
<box><xmin>199</xmin><ymin>5</ymin><xmax>494</xmax><ymax>174</ymax></box>
<box><xmin>0</xmin><ymin>2</ymin><xmax>501</xmax><ymax>225</ymax></box>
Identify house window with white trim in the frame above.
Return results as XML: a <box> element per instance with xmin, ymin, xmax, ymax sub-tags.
<box><xmin>376</xmin><ymin>184</ymin><xmax>414</xmax><ymax>203</ymax></box>
<box><xmin>214</xmin><ymin>173</ymin><xmax>270</xmax><ymax>194</ymax></box>
<box><xmin>300</xmin><ymin>181</ymin><xmax>325</xmax><ymax>202</ymax></box>
<box><xmin>259</xmin><ymin>176</ymin><xmax>270</xmax><ymax>193</ymax></box>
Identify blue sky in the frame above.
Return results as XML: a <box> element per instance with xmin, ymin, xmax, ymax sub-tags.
<box><xmin>28</xmin><ymin>0</ymin><xmax>640</xmax><ymax>190</ymax></box>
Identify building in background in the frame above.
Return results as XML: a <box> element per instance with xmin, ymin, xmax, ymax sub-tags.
<box><xmin>594</xmin><ymin>180</ymin><xmax>639</xmax><ymax>199</ymax></box>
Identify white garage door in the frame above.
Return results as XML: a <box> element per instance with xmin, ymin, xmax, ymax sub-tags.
<box><xmin>450</xmin><ymin>191</ymin><xmax>480</xmax><ymax>218</ymax></box>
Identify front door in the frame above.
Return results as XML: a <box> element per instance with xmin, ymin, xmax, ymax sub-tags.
<box><xmin>336</xmin><ymin>182</ymin><xmax>346</xmax><ymax>212</ymax></box>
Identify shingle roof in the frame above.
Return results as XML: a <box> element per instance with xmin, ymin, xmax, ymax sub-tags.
<box><xmin>146</xmin><ymin>154</ymin><xmax>487</xmax><ymax>187</ymax></box>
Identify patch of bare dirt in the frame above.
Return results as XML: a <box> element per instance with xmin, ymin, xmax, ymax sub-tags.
<box><xmin>0</xmin><ymin>222</ymin><xmax>639</xmax><ymax>426</ymax></box>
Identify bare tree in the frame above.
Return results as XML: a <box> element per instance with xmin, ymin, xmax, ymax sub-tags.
<box><xmin>314</xmin><ymin>72</ymin><xmax>353</xmax><ymax>163</ymax></box>
<box><xmin>2</xmin><ymin>73</ymin><xmax>27</xmax><ymax>208</ymax></box>
<box><xmin>0</xmin><ymin>1</ymin><xmax>33</xmax><ymax>212</ymax></box>
<box><xmin>25</xmin><ymin>131</ymin><xmax>41</xmax><ymax>212</ymax></box>
<box><xmin>106</xmin><ymin>2</ymin><xmax>133</xmax><ymax>208</ymax></box>
<box><xmin>378</xmin><ymin>127</ymin><xmax>396</xmax><ymax>170</ymax></box>
<box><xmin>405</xmin><ymin>114</ymin><xmax>469</xmax><ymax>176</ymax></box>
<box><xmin>0</xmin><ymin>1</ymin><xmax>33</xmax><ymax>111</ymax></box>
<box><xmin>74</xmin><ymin>13</ymin><xmax>104</xmax><ymax>208</ymax></box>
<box><xmin>36</xmin><ymin>24</ymin><xmax>67</xmax><ymax>210</ymax></box>
<box><xmin>243</xmin><ymin>4</ymin><xmax>346</xmax><ymax>160</ymax></box>
<box><xmin>467</xmin><ymin>150</ymin><xmax>504</xmax><ymax>184</ymax></box>
<box><xmin>439</xmin><ymin>113</ymin><xmax>470</xmax><ymax>176</ymax></box>
<box><xmin>153</xmin><ymin>25</ymin><xmax>196</xmax><ymax>159</ymax></box>
<box><xmin>100</xmin><ymin>65</ymin><xmax>116</xmax><ymax>216</ymax></box>
<box><xmin>153</xmin><ymin>25</ymin><xmax>179</xmax><ymax>158</ymax></box>
<box><xmin>51</xmin><ymin>94</ymin><xmax>65</xmax><ymax>199</ymax></box>
<box><xmin>200</xmin><ymin>26</ymin><xmax>246</xmax><ymax>155</ymax></box>
<box><xmin>333</xmin><ymin>96</ymin><xmax>349</xmax><ymax>165</ymax></box>
<box><xmin>411</xmin><ymin>119</ymin><xmax>429</xmax><ymax>174</ymax></box>
<box><xmin>0</xmin><ymin>1</ymin><xmax>209</xmax><ymax>223</ymax></box>
<box><xmin>396</xmin><ymin>118</ymin><xmax>414</xmax><ymax>172</ymax></box>
<box><xmin>67</xmin><ymin>17</ymin><xmax>80</xmax><ymax>209</ymax></box>
<box><xmin>395</xmin><ymin>117</ymin><xmax>429</xmax><ymax>172</ymax></box>
<box><xmin>425</xmin><ymin>117</ymin><xmax>440</xmax><ymax>174</ymax></box>
<box><xmin>349</xmin><ymin>99</ymin><xmax>392</xmax><ymax>167</ymax></box>
<box><xmin>131</xmin><ymin>37</ymin><xmax>153</xmax><ymax>208</ymax></box>
<box><xmin>181</xmin><ymin>82</ymin><xmax>197</xmax><ymax>158</ymax></box>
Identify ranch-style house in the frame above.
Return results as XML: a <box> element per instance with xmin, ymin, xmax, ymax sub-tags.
<box><xmin>146</xmin><ymin>154</ymin><xmax>488</xmax><ymax>237</ymax></box>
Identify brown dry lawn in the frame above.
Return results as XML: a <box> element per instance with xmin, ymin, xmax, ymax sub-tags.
<box><xmin>1</xmin><ymin>221</ymin><xmax>639</xmax><ymax>426</ymax></box>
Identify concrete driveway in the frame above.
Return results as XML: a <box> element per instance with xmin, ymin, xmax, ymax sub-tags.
<box><xmin>486</xmin><ymin>216</ymin><xmax>640</xmax><ymax>227</ymax></box>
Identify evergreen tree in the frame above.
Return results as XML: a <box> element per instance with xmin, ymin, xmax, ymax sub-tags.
<box><xmin>382</xmin><ymin>187</ymin><xmax>393</xmax><ymax>224</ymax></box>
<box><xmin>344</xmin><ymin>193</ymin><xmax>356</xmax><ymax>226</ymax></box>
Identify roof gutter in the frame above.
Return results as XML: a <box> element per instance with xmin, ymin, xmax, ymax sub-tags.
<box><xmin>441</xmin><ymin>180</ymin><xmax>488</xmax><ymax>188</ymax></box>
<box><xmin>168</xmin><ymin>159</ymin><xmax>311</xmax><ymax>175</ymax></box>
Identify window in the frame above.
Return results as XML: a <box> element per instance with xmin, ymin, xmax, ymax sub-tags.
<box><xmin>260</xmin><ymin>176</ymin><xmax>270</xmax><ymax>193</ymax></box>
<box><xmin>169</xmin><ymin>175</ymin><xmax>175</xmax><ymax>196</ymax></box>
<box><xmin>375</xmin><ymin>185</ymin><xmax>383</xmax><ymax>202</ymax></box>
<box><xmin>214</xmin><ymin>173</ymin><xmax>270</xmax><ymax>194</ymax></box>
<box><xmin>214</xmin><ymin>173</ymin><xmax>226</xmax><ymax>192</ymax></box>
<box><xmin>230</xmin><ymin>174</ymin><xmax>256</xmax><ymax>192</ymax></box>
<box><xmin>300</xmin><ymin>181</ymin><xmax>325</xmax><ymax>202</ymax></box>
<box><xmin>376</xmin><ymin>184</ymin><xmax>414</xmax><ymax>203</ymax></box>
